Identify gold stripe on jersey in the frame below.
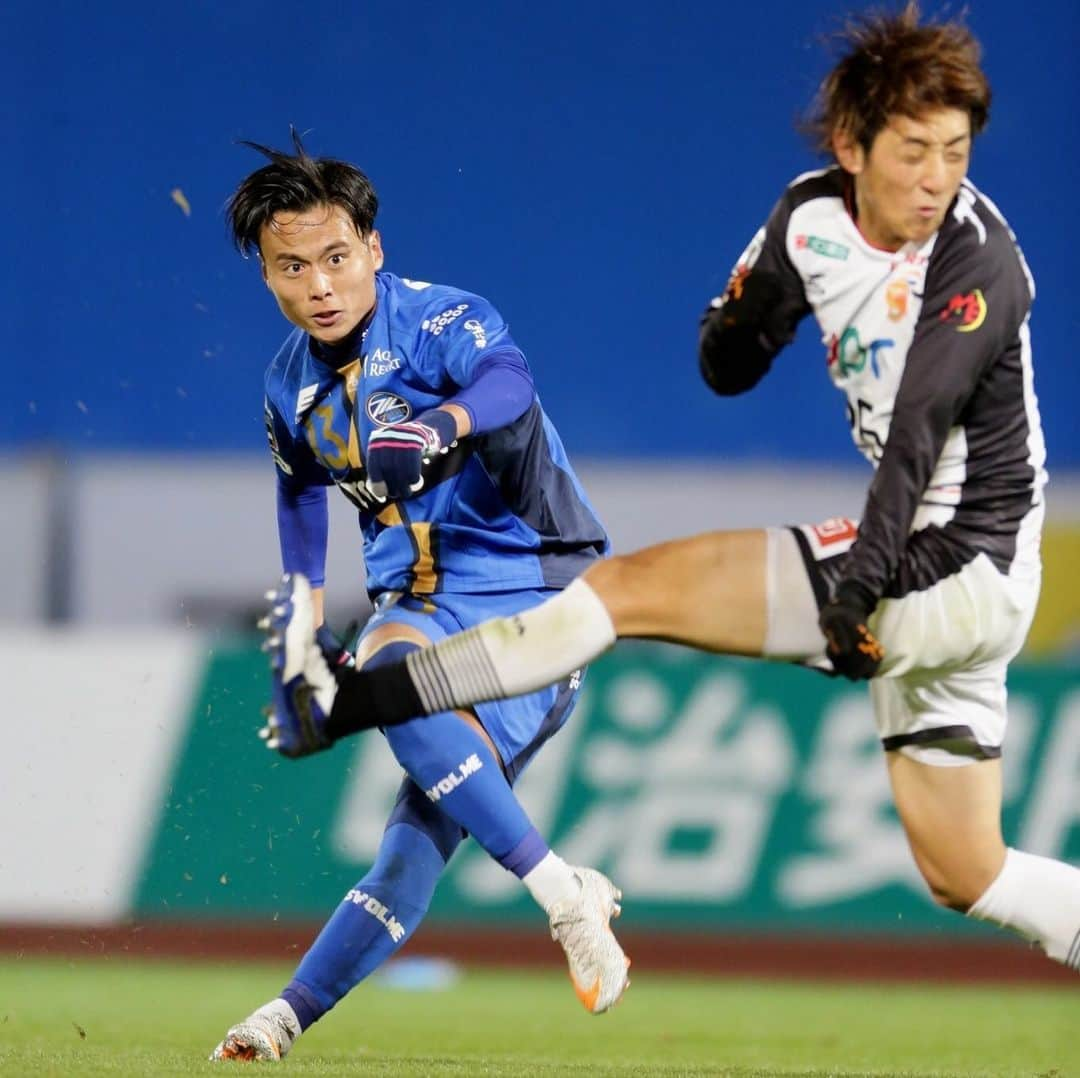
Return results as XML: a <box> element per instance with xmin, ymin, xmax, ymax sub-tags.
<box><xmin>409</xmin><ymin>522</ymin><xmax>437</xmax><ymax>595</ymax></box>
<box><xmin>373</xmin><ymin>503</ymin><xmax>439</xmax><ymax>595</ymax></box>
<box><xmin>338</xmin><ymin>359</ymin><xmax>364</xmax><ymax>469</ymax></box>
<box><xmin>376</xmin><ymin>503</ymin><xmax>403</xmax><ymax>528</ymax></box>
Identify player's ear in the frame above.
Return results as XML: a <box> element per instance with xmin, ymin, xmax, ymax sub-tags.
<box><xmin>832</xmin><ymin>128</ymin><xmax>865</xmax><ymax>176</ymax></box>
<box><xmin>259</xmin><ymin>255</ymin><xmax>271</xmax><ymax>289</ymax></box>
<box><xmin>367</xmin><ymin>230</ymin><xmax>385</xmax><ymax>270</ymax></box>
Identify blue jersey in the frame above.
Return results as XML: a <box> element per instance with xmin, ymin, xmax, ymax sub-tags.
<box><xmin>264</xmin><ymin>271</ymin><xmax>609</xmax><ymax>597</ymax></box>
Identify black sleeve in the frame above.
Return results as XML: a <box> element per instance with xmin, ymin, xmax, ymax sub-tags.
<box><xmin>843</xmin><ymin>222</ymin><xmax>1032</xmax><ymax>600</ymax></box>
<box><xmin>699</xmin><ymin>192</ymin><xmax>812</xmax><ymax>395</ymax></box>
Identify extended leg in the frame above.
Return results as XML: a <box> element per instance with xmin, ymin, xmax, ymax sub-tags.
<box><xmin>330</xmin><ymin>530</ymin><xmax>769</xmax><ymax>728</ymax></box>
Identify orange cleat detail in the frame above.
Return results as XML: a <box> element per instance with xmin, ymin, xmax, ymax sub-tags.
<box><xmin>572</xmin><ymin>975</ymin><xmax>602</xmax><ymax>1013</ymax></box>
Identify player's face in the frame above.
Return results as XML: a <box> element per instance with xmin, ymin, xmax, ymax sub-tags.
<box><xmin>259</xmin><ymin>203</ymin><xmax>384</xmax><ymax>344</ymax></box>
<box><xmin>837</xmin><ymin>108</ymin><xmax>971</xmax><ymax>251</ymax></box>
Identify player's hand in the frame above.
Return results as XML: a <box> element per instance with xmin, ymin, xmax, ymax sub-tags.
<box><xmin>819</xmin><ymin>579</ymin><xmax>884</xmax><ymax>680</ymax></box>
<box><xmin>365</xmin><ymin>409</ymin><xmax>458</xmax><ymax>502</ymax></box>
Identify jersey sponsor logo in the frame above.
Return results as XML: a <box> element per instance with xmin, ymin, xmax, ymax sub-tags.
<box><xmin>713</xmin><ymin>228</ymin><xmax>766</xmax><ymax>308</ymax></box>
<box><xmin>365</xmin><ymin>348</ymin><xmax>403</xmax><ymax>376</ymax></box>
<box><xmin>811</xmin><ymin>517</ymin><xmax>858</xmax><ymax>546</ymax></box>
<box><xmin>940</xmin><ymin>290</ymin><xmax>987</xmax><ymax>333</ymax></box>
<box><xmin>425</xmin><ymin>752</ymin><xmax>484</xmax><ymax>802</ymax></box>
<box><xmin>366</xmin><ymin>391</ymin><xmax>412</xmax><ymax>426</ymax></box>
<box><xmin>802</xmin><ymin>517</ymin><xmax>860</xmax><ymax>560</ymax></box>
<box><xmin>421</xmin><ymin>303</ymin><xmax>469</xmax><ymax>336</ymax></box>
<box><xmin>885</xmin><ymin>279</ymin><xmax>909</xmax><ymax>321</ymax></box>
<box><xmin>463</xmin><ymin>318</ymin><xmax>488</xmax><ymax>349</ymax></box>
<box><xmin>826</xmin><ymin>328</ymin><xmax>894</xmax><ymax>378</ymax></box>
<box><xmin>795</xmin><ymin>234</ymin><xmax>850</xmax><ymax>261</ymax></box>
<box><xmin>343</xmin><ymin>887</ymin><xmax>406</xmax><ymax>942</ymax></box>
<box><xmin>720</xmin><ymin>264</ymin><xmax>749</xmax><ymax>305</ymax></box>
<box><xmin>295</xmin><ymin>382</ymin><xmax>319</xmax><ymax>423</ymax></box>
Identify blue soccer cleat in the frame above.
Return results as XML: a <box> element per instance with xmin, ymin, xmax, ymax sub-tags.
<box><xmin>257</xmin><ymin>573</ymin><xmax>338</xmax><ymax>758</ymax></box>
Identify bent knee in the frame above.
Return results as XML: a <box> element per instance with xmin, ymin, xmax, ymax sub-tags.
<box><xmin>917</xmin><ymin>858</ymin><xmax>1003</xmax><ymax>913</ymax></box>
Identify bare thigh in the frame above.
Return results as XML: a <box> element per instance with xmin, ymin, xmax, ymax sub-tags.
<box><xmin>584</xmin><ymin>529</ymin><xmax>767</xmax><ymax>656</ymax></box>
<box><xmin>886</xmin><ymin>752</ymin><xmax>1006</xmax><ymax>910</ymax></box>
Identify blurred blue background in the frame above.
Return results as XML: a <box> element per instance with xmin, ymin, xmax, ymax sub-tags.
<box><xmin>5</xmin><ymin>0</ymin><xmax>1077</xmax><ymax>464</ymax></box>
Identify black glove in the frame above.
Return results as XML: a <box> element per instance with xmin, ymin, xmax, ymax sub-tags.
<box><xmin>365</xmin><ymin>409</ymin><xmax>458</xmax><ymax>502</ymax></box>
<box><xmin>819</xmin><ymin>579</ymin><xmax>884</xmax><ymax>681</ymax></box>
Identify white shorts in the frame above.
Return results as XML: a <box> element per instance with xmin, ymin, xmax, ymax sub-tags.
<box><xmin>763</xmin><ymin>519</ymin><xmax>1041</xmax><ymax>767</ymax></box>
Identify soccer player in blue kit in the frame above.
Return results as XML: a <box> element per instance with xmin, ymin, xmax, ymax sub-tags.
<box><xmin>258</xmin><ymin>6</ymin><xmax>1080</xmax><ymax>981</ymax></box>
<box><xmin>210</xmin><ymin>134</ymin><xmax>630</xmax><ymax>1062</ymax></box>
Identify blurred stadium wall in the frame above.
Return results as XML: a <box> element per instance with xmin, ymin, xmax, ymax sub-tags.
<box><xmin>2</xmin><ymin>0</ymin><xmax>1077</xmax><ymax>978</ymax></box>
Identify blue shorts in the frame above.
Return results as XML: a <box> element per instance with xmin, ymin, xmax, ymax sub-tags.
<box><xmin>357</xmin><ymin>589</ymin><xmax>584</xmax><ymax>784</ymax></box>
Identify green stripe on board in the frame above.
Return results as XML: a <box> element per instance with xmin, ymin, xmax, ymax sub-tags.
<box><xmin>135</xmin><ymin>641</ymin><xmax>1080</xmax><ymax>932</ymax></box>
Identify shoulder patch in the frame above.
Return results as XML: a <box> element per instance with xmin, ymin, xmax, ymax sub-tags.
<box><xmin>939</xmin><ymin>289</ymin><xmax>988</xmax><ymax>332</ymax></box>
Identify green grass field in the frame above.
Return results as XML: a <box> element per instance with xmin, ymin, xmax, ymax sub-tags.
<box><xmin>0</xmin><ymin>956</ymin><xmax>1074</xmax><ymax>1077</ymax></box>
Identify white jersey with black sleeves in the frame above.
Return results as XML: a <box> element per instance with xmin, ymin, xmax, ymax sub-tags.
<box><xmin>721</xmin><ymin>167</ymin><xmax>1045</xmax><ymax>600</ymax></box>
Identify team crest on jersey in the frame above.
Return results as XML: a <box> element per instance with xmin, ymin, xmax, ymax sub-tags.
<box><xmin>885</xmin><ymin>279</ymin><xmax>909</xmax><ymax>321</ymax></box>
<box><xmin>940</xmin><ymin>289</ymin><xmax>987</xmax><ymax>333</ymax></box>
<box><xmin>366</xmin><ymin>391</ymin><xmax>412</xmax><ymax>426</ymax></box>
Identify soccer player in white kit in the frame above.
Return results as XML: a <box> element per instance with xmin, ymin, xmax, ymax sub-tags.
<box><xmin>260</xmin><ymin>4</ymin><xmax>1080</xmax><ymax>975</ymax></box>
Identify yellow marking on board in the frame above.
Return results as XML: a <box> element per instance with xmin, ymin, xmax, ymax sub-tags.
<box><xmin>1024</xmin><ymin>524</ymin><xmax>1080</xmax><ymax>656</ymax></box>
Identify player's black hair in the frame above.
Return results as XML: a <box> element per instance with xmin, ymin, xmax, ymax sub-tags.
<box><xmin>804</xmin><ymin>2</ymin><xmax>990</xmax><ymax>156</ymax></box>
<box><xmin>227</xmin><ymin>127</ymin><xmax>379</xmax><ymax>256</ymax></box>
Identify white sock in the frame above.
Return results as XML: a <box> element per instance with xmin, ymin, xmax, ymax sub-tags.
<box><xmin>522</xmin><ymin>851</ymin><xmax>582</xmax><ymax>914</ymax></box>
<box><xmin>967</xmin><ymin>847</ymin><xmax>1080</xmax><ymax>970</ymax></box>
<box><xmin>407</xmin><ymin>578</ymin><xmax>617</xmax><ymax>714</ymax></box>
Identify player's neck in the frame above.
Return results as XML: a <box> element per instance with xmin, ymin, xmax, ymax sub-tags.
<box><xmin>309</xmin><ymin>308</ymin><xmax>373</xmax><ymax>366</ymax></box>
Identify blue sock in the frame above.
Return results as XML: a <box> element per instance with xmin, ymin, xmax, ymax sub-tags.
<box><xmin>375</xmin><ymin>640</ymin><xmax>550</xmax><ymax>872</ymax></box>
<box><xmin>282</xmin><ymin>778</ymin><xmax>462</xmax><ymax>1028</ymax></box>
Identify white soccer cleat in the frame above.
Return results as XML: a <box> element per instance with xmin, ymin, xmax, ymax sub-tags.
<box><xmin>548</xmin><ymin>867</ymin><xmax>631</xmax><ymax>1014</ymax></box>
<box><xmin>257</xmin><ymin>573</ymin><xmax>338</xmax><ymax>758</ymax></box>
<box><xmin>210</xmin><ymin>1007</ymin><xmax>298</xmax><ymax>1062</ymax></box>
